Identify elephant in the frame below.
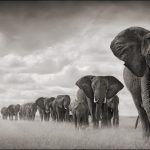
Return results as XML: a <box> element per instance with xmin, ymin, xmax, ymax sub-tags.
<box><xmin>70</xmin><ymin>99</ymin><xmax>89</xmax><ymax>129</ymax></box>
<box><xmin>54</xmin><ymin>95</ymin><xmax>71</xmax><ymax>122</ymax></box>
<box><xmin>1</xmin><ymin>107</ymin><xmax>9</xmax><ymax>120</ymax></box>
<box><xmin>101</xmin><ymin>95</ymin><xmax>119</xmax><ymax>128</ymax></box>
<box><xmin>76</xmin><ymin>75</ymin><xmax>124</xmax><ymax>128</ymax></box>
<box><xmin>7</xmin><ymin>104</ymin><xmax>20</xmax><ymax>120</ymax></box>
<box><xmin>35</xmin><ymin>97</ymin><xmax>55</xmax><ymax>121</ymax></box>
<box><xmin>110</xmin><ymin>26</ymin><xmax>150</xmax><ymax>137</ymax></box>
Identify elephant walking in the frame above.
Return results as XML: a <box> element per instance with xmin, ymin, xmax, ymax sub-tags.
<box><xmin>110</xmin><ymin>26</ymin><xmax>150</xmax><ymax>137</ymax></box>
<box><xmin>1</xmin><ymin>107</ymin><xmax>9</xmax><ymax>120</ymax></box>
<box><xmin>7</xmin><ymin>104</ymin><xmax>20</xmax><ymax>120</ymax></box>
<box><xmin>35</xmin><ymin>97</ymin><xmax>55</xmax><ymax>121</ymax></box>
<box><xmin>70</xmin><ymin>100</ymin><xmax>89</xmax><ymax>129</ymax></box>
<box><xmin>54</xmin><ymin>95</ymin><xmax>71</xmax><ymax>122</ymax></box>
<box><xmin>76</xmin><ymin>75</ymin><xmax>124</xmax><ymax>128</ymax></box>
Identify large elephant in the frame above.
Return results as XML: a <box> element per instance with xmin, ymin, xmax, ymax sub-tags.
<box><xmin>70</xmin><ymin>99</ymin><xmax>89</xmax><ymax>129</ymax></box>
<box><xmin>1</xmin><ymin>107</ymin><xmax>9</xmax><ymax>120</ymax></box>
<box><xmin>101</xmin><ymin>95</ymin><xmax>119</xmax><ymax>128</ymax></box>
<box><xmin>110</xmin><ymin>26</ymin><xmax>150</xmax><ymax>137</ymax></box>
<box><xmin>35</xmin><ymin>97</ymin><xmax>55</xmax><ymax>121</ymax></box>
<box><xmin>7</xmin><ymin>104</ymin><xmax>20</xmax><ymax>120</ymax></box>
<box><xmin>54</xmin><ymin>95</ymin><xmax>71</xmax><ymax>122</ymax></box>
<box><xmin>76</xmin><ymin>75</ymin><xmax>124</xmax><ymax>128</ymax></box>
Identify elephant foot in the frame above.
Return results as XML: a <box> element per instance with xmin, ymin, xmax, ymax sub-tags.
<box><xmin>93</xmin><ymin>123</ymin><xmax>99</xmax><ymax>129</ymax></box>
<box><xmin>142</xmin><ymin>125</ymin><xmax>150</xmax><ymax>138</ymax></box>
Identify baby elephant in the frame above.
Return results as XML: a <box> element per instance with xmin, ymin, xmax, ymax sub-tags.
<box><xmin>70</xmin><ymin>100</ymin><xmax>89</xmax><ymax>129</ymax></box>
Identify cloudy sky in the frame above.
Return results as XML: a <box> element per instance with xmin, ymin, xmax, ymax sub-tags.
<box><xmin>0</xmin><ymin>1</ymin><xmax>149</xmax><ymax>116</ymax></box>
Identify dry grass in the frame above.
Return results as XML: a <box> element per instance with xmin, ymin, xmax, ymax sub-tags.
<box><xmin>0</xmin><ymin>116</ymin><xmax>149</xmax><ymax>149</ymax></box>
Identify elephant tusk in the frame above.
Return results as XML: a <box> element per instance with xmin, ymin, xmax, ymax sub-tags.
<box><xmin>94</xmin><ymin>98</ymin><xmax>98</xmax><ymax>103</ymax></box>
<box><xmin>104</xmin><ymin>98</ymin><xmax>107</xmax><ymax>103</ymax></box>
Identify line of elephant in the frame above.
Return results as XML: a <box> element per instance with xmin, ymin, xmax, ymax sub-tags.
<box><xmin>1</xmin><ymin>75</ymin><xmax>124</xmax><ymax>130</ymax></box>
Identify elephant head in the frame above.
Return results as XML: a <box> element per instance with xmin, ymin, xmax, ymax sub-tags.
<box><xmin>44</xmin><ymin>97</ymin><xmax>55</xmax><ymax>113</ymax></box>
<box><xmin>56</xmin><ymin>95</ymin><xmax>71</xmax><ymax>110</ymax></box>
<box><xmin>110</xmin><ymin>26</ymin><xmax>150</xmax><ymax>77</ymax></box>
<box><xmin>76</xmin><ymin>75</ymin><xmax>124</xmax><ymax>105</ymax></box>
<box><xmin>35</xmin><ymin>97</ymin><xmax>45</xmax><ymax>109</ymax></box>
<box><xmin>15</xmin><ymin>104</ymin><xmax>21</xmax><ymax>113</ymax></box>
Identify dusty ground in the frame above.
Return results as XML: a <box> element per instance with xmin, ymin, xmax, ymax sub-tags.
<box><xmin>0</xmin><ymin>116</ymin><xmax>149</xmax><ymax>149</ymax></box>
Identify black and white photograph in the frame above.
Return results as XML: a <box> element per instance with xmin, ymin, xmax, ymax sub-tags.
<box><xmin>0</xmin><ymin>0</ymin><xmax>150</xmax><ymax>149</ymax></box>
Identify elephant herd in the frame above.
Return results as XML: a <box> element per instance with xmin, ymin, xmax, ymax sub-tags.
<box><xmin>0</xmin><ymin>89</ymin><xmax>121</xmax><ymax>130</ymax></box>
<box><xmin>1</xmin><ymin>26</ymin><xmax>150</xmax><ymax>138</ymax></box>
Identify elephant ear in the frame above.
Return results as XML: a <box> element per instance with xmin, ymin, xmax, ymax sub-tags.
<box><xmin>110</xmin><ymin>27</ymin><xmax>148</xmax><ymax>77</ymax></box>
<box><xmin>106</xmin><ymin>76</ymin><xmax>124</xmax><ymax>99</ymax></box>
<box><xmin>76</xmin><ymin>75</ymin><xmax>95</xmax><ymax>99</ymax></box>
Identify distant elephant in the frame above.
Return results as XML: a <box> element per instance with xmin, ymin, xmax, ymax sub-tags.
<box><xmin>76</xmin><ymin>75</ymin><xmax>124</xmax><ymax>128</ymax></box>
<box><xmin>70</xmin><ymin>99</ymin><xmax>89</xmax><ymax>129</ymax></box>
<box><xmin>110</xmin><ymin>26</ymin><xmax>150</xmax><ymax>137</ymax></box>
<box><xmin>35</xmin><ymin>97</ymin><xmax>55</xmax><ymax>121</ymax></box>
<box><xmin>54</xmin><ymin>95</ymin><xmax>71</xmax><ymax>122</ymax></box>
<box><xmin>1</xmin><ymin>107</ymin><xmax>9</xmax><ymax>120</ymax></box>
<box><xmin>7</xmin><ymin>104</ymin><xmax>20</xmax><ymax>120</ymax></box>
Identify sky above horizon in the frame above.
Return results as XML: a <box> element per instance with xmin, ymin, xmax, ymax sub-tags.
<box><xmin>0</xmin><ymin>1</ymin><xmax>150</xmax><ymax>116</ymax></box>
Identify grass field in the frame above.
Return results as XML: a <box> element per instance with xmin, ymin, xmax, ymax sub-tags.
<box><xmin>0</xmin><ymin>116</ymin><xmax>149</xmax><ymax>149</ymax></box>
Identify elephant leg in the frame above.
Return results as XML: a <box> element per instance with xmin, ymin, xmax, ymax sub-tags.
<box><xmin>77</xmin><ymin>115</ymin><xmax>81</xmax><ymax>129</ymax></box>
<box><xmin>15</xmin><ymin>114</ymin><xmax>18</xmax><ymax>120</ymax></box>
<box><xmin>86</xmin><ymin>97</ymin><xmax>97</xmax><ymax>128</ymax></box>
<box><xmin>73</xmin><ymin>113</ymin><xmax>77</xmax><ymax>129</ymax></box>
<box><xmin>65</xmin><ymin>109</ymin><xmax>69</xmax><ymax>122</ymax></box>
<box><xmin>56</xmin><ymin>107</ymin><xmax>60</xmax><ymax>122</ymax></box>
<box><xmin>113</xmin><ymin>106</ymin><xmax>119</xmax><ymax>127</ymax></box>
<box><xmin>132</xmin><ymin>93</ymin><xmax>150</xmax><ymax>137</ymax></box>
<box><xmin>40</xmin><ymin>113</ymin><xmax>43</xmax><ymax>121</ymax></box>
<box><xmin>47</xmin><ymin>113</ymin><xmax>50</xmax><ymax>121</ymax></box>
<box><xmin>141</xmin><ymin>70</ymin><xmax>150</xmax><ymax>124</ymax></box>
<box><xmin>107</xmin><ymin>118</ymin><xmax>112</xmax><ymax>127</ymax></box>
